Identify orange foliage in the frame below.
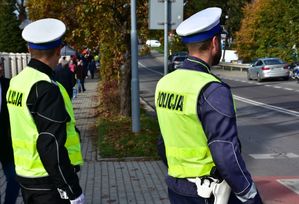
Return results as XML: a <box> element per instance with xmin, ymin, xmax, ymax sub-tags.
<box><xmin>236</xmin><ymin>0</ymin><xmax>299</xmax><ymax>62</ymax></box>
<box><xmin>26</xmin><ymin>0</ymin><xmax>149</xmax><ymax>115</ymax></box>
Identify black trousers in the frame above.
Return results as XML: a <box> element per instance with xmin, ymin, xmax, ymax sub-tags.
<box><xmin>20</xmin><ymin>187</ymin><xmax>70</xmax><ymax>204</ymax></box>
<box><xmin>79</xmin><ymin>78</ymin><xmax>86</xmax><ymax>92</ymax></box>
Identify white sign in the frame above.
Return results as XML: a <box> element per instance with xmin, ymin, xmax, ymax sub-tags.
<box><xmin>149</xmin><ymin>0</ymin><xmax>184</xmax><ymax>30</ymax></box>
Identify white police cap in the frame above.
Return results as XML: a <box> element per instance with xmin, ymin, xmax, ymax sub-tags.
<box><xmin>22</xmin><ymin>18</ymin><xmax>66</xmax><ymax>50</ymax></box>
<box><xmin>176</xmin><ymin>7</ymin><xmax>222</xmax><ymax>44</ymax></box>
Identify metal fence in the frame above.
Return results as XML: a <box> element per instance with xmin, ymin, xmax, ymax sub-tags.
<box><xmin>0</xmin><ymin>52</ymin><xmax>31</xmax><ymax>78</ymax></box>
<box><xmin>217</xmin><ymin>62</ymin><xmax>250</xmax><ymax>72</ymax></box>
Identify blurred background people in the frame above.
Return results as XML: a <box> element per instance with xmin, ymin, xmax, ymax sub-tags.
<box><xmin>88</xmin><ymin>59</ymin><xmax>96</xmax><ymax>79</ymax></box>
<box><xmin>69</xmin><ymin>58</ymin><xmax>78</xmax><ymax>99</ymax></box>
<box><xmin>75</xmin><ymin>59</ymin><xmax>86</xmax><ymax>92</ymax></box>
<box><xmin>54</xmin><ymin>57</ymin><xmax>76</xmax><ymax>99</ymax></box>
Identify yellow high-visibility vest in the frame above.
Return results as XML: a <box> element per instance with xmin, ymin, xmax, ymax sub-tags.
<box><xmin>7</xmin><ymin>67</ymin><xmax>83</xmax><ymax>177</ymax></box>
<box><xmin>155</xmin><ymin>69</ymin><xmax>220</xmax><ymax>178</ymax></box>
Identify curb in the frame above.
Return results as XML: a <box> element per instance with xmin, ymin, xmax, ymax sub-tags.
<box><xmin>140</xmin><ymin>96</ymin><xmax>156</xmax><ymax>117</ymax></box>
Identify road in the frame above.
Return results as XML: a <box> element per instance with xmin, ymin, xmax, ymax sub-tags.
<box><xmin>139</xmin><ymin>52</ymin><xmax>299</xmax><ymax>203</ymax></box>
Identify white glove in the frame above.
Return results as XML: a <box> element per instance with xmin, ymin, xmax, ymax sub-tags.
<box><xmin>70</xmin><ymin>193</ymin><xmax>85</xmax><ymax>204</ymax></box>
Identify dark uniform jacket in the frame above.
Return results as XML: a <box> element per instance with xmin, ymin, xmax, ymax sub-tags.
<box><xmin>0</xmin><ymin>76</ymin><xmax>14</xmax><ymax>165</ymax></box>
<box><xmin>157</xmin><ymin>56</ymin><xmax>263</xmax><ymax>204</ymax></box>
<box><xmin>16</xmin><ymin>59</ymin><xmax>82</xmax><ymax>200</ymax></box>
<box><xmin>54</xmin><ymin>63</ymin><xmax>76</xmax><ymax>99</ymax></box>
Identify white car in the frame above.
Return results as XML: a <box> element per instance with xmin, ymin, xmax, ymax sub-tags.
<box><xmin>146</xmin><ymin>39</ymin><xmax>161</xmax><ymax>47</ymax></box>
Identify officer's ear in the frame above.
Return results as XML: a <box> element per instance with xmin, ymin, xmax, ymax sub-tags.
<box><xmin>211</xmin><ymin>35</ymin><xmax>220</xmax><ymax>54</ymax></box>
<box><xmin>211</xmin><ymin>36</ymin><xmax>217</xmax><ymax>49</ymax></box>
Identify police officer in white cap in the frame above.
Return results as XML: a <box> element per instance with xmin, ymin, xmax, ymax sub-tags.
<box><xmin>6</xmin><ymin>18</ymin><xmax>85</xmax><ymax>204</ymax></box>
<box><xmin>155</xmin><ymin>8</ymin><xmax>263</xmax><ymax>204</ymax></box>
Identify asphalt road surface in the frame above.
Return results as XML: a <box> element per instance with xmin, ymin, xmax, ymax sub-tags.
<box><xmin>139</xmin><ymin>51</ymin><xmax>299</xmax><ymax>203</ymax></box>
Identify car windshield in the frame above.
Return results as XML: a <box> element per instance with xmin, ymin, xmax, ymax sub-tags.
<box><xmin>264</xmin><ymin>59</ymin><xmax>284</xmax><ymax>65</ymax></box>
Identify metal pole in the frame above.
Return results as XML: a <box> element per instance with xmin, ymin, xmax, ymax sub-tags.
<box><xmin>164</xmin><ymin>0</ymin><xmax>169</xmax><ymax>75</ymax></box>
<box><xmin>131</xmin><ymin>0</ymin><xmax>140</xmax><ymax>132</ymax></box>
<box><xmin>222</xmin><ymin>40</ymin><xmax>226</xmax><ymax>62</ymax></box>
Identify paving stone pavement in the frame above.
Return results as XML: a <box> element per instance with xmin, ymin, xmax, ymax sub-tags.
<box><xmin>0</xmin><ymin>76</ymin><xmax>170</xmax><ymax>204</ymax></box>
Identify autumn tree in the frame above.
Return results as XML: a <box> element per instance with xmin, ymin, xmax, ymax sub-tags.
<box><xmin>236</xmin><ymin>0</ymin><xmax>299</xmax><ymax>62</ymax></box>
<box><xmin>225</xmin><ymin>0</ymin><xmax>252</xmax><ymax>47</ymax></box>
<box><xmin>184</xmin><ymin>0</ymin><xmax>226</xmax><ymax>17</ymax></box>
<box><xmin>26</xmin><ymin>0</ymin><xmax>148</xmax><ymax>117</ymax></box>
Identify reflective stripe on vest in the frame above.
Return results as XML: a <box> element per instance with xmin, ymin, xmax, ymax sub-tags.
<box><xmin>155</xmin><ymin>69</ymin><xmax>220</xmax><ymax>178</ymax></box>
<box><xmin>7</xmin><ymin>67</ymin><xmax>83</xmax><ymax>177</ymax></box>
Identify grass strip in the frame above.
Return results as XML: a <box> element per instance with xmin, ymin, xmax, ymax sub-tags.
<box><xmin>98</xmin><ymin>109</ymin><xmax>160</xmax><ymax>159</ymax></box>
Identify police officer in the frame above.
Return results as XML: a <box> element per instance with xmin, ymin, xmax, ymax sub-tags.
<box><xmin>6</xmin><ymin>18</ymin><xmax>84</xmax><ymax>204</ymax></box>
<box><xmin>155</xmin><ymin>8</ymin><xmax>263</xmax><ymax>204</ymax></box>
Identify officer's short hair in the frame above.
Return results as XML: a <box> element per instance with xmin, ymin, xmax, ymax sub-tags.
<box><xmin>30</xmin><ymin>48</ymin><xmax>57</xmax><ymax>59</ymax></box>
<box><xmin>187</xmin><ymin>34</ymin><xmax>221</xmax><ymax>51</ymax></box>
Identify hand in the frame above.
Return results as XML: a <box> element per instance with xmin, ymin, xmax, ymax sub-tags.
<box><xmin>70</xmin><ymin>193</ymin><xmax>85</xmax><ymax>204</ymax></box>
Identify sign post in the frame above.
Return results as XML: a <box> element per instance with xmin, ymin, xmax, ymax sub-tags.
<box><xmin>164</xmin><ymin>0</ymin><xmax>169</xmax><ymax>76</ymax></box>
<box><xmin>131</xmin><ymin>0</ymin><xmax>140</xmax><ymax>132</ymax></box>
<box><xmin>149</xmin><ymin>0</ymin><xmax>183</xmax><ymax>75</ymax></box>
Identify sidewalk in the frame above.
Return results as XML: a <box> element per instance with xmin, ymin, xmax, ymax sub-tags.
<box><xmin>0</xmin><ymin>77</ymin><xmax>170</xmax><ymax>204</ymax></box>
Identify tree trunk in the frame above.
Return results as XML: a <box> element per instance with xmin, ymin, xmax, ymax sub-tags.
<box><xmin>119</xmin><ymin>32</ymin><xmax>132</xmax><ymax>116</ymax></box>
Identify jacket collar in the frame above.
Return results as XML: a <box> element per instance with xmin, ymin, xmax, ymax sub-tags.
<box><xmin>28</xmin><ymin>59</ymin><xmax>55</xmax><ymax>79</ymax></box>
<box><xmin>181</xmin><ymin>56</ymin><xmax>211</xmax><ymax>73</ymax></box>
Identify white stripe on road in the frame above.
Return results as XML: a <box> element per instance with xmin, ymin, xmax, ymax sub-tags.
<box><xmin>138</xmin><ymin>62</ymin><xmax>163</xmax><ymax>76</ymax></box>
<box><xmin>284</xmin><ymin>88</ymin><xmax>294</xmax><ymax>91</ymax></box>
<box><xmin>278</xmin><ymin>179</ymin><xmax>299</xmax><ymax>195</ymax></box>
<box><xmin>234</xmin><ymin>95</ymin><xmax>299</xmax><ymax>117</ymax></box>
<box><xmin>249</xmin><ymin>153</ymin><xmax>299</xmax><ymax>159</ymax></box>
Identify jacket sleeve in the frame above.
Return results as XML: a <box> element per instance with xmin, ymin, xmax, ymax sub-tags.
<box><xmin>28</xmin><ymin>81</ymin><xmax>82</xmax><ymax>200</ymax></box>
<box><xmin>199</xmin><ymin>82</ymin><xmax>263</xmax><ymax>204</ymax></box>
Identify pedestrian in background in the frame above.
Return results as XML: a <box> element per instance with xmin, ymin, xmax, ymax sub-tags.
<box><xmin>75</xmin><ymin>59</ymin><xmax>86</xmax><ymax>92</ymax></box>
<box><xmin>81</xmin><ymin>50</ymin><xmax>91</xmax><ymax>78</ymax></box>
<box><xmin>155</xmin><ymin>7</ymin><xmax>263</xmax><ymax>204</ymax></box>
<box><xmin>88</xmin><ymin>59</ymin><xmax>96</xmax><ymax>79</ymax></box>
<box><xmin>54</xmin><ymin>56</ymin><xmax>76</xmax><ymax>99</ymax></box>
<box><xmin>60</xmin><ymin>56</ymin><xmax>68</xmax><ymax>67</ymax></box>
<box><xmin>69</xmin><ymin>59</ymin><xmax>78</xmax><ymax>99</ymax></box>
<box><xmin>0</xmin><ymin>57</ymin><xmax>20</xmax><ymax>204</ymax></box>
<box><xmin>6</xmin><ymin>18</ymin><xmax>84</xmax><ymax>204</ymax></box>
